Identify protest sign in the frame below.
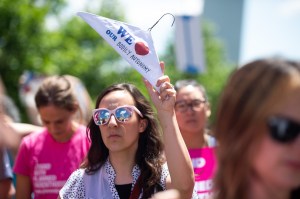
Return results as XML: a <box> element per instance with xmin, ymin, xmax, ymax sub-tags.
<box><xmin>77</xmin><ymin>12</ymin><xmax>163</xmax><ymax>91</ymax></box>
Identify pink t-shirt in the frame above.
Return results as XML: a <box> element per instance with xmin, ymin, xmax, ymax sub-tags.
<box><xmin>13</xmin><ymin>125</ymin><xmax>90</xmax><ymax>199</ymax></box>
<box><xmin>189</xmin><ymin>147</ymin><xmax>217</xmax><ymax>199</ymax></box>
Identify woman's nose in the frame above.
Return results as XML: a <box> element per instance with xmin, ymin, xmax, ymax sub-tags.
<box><xmin>107</xmin><ymin>114</ymin><xmax>118</xmax><ymax>127</ymax></box>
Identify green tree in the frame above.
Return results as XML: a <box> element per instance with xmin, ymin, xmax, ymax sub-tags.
<box><xmin>0</xmin><ymin>0</ymin><xmax>65</xmax><ymax>119</ymax></box>
<box><xmin>0</xmin><ymin>0</ymin><xmax>127</xmax><ymax>121</ymax></box>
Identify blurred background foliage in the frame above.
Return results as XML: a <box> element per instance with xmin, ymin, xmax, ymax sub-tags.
<box><xmin>0</xmin><ymin>0</ymin><xmax>234</xmax><ymax>125</ymax></box>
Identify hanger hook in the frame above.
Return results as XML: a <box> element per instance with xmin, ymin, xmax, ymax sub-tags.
<box><xmin>148</xmin><ymin>13</ymin><xmax>175</xmax><ymax>31</ymax></box>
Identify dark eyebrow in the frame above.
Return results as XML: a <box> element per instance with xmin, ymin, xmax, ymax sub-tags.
<box><xmin>176</xmin><ymin>99</ymin><xmax>206</xmax><ymax>103</ymax></box>
<box><xmin>175</xmin><ymin>100</ymin><xmax>186</xmax><ymax>105</ymax></box>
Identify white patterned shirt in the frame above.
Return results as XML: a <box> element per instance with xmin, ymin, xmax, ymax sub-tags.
<box><xmin>59</xmin><ymin>159</ymin><xmax>169</xmax><ymax>199</ymax></box>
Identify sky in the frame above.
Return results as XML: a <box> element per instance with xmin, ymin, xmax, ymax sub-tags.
<box><xmin>59</xmin><ymin>0</ymin><xmax>300</xmax><ymax>64</ymax></box>
<box><xmin>240</xmin><ymin>0</ymin><xmax>300</xmax><ymax>64</ymax></box>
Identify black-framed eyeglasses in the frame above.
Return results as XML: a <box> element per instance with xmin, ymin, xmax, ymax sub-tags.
<box><xmin>175</xmin><ymin>99</ymin><xmax>206</xmax><ymax>112</ymax></box>
<box><xmin>267</xmin><ymin>116</ymin><xmax>300</xmax><ymax>143</ymax></box>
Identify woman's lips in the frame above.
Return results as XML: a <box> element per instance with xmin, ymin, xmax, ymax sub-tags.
<box><xmin>108</xmin><ymin>134</ymin><xmax>121</xmax><ymax>138</ymax></box>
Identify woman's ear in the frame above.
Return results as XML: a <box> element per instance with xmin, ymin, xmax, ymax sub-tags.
<box><xmin>139</xmin><ymin>119</ymin><xmax>148</xmax><ymax>133</ymax></box>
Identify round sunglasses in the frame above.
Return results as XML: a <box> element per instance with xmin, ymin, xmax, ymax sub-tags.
<box><xmin>267</xmin><ymin>116</ymin><xmax>300</xmax><ymax>143</ymax></box>
<box><xmin>92</xmin><ymin>105</ymin><xmax>143</xmax><ymax>126</ymax></box>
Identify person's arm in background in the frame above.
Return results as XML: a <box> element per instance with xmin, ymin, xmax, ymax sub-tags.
<box><xmin>0</xmin><ymin>114</ymin><xmax>42</xmax><ymax>159</ymax></box>
<box><xmin>0</xmin><ymin>179</ymin><xmax>12</xmax><ymax>199</ymax></box>
<box><xmin>13</xmin><ymin>131</ymin><xmax>35</xmax><ymax>199</ymax></box>
<box><xmin>144</xmin><ymin>62</ymin><xmax>194</xmax><ymax>199</ymax></box>
<box><xmin>0</xmin><ymin>148</ymin><xmax>15</xmax><ymax>199</ymax></box>
<box><xmin>15</xmin><ymin>174</ymin><xmax>32</xmax><ymax>199</ymax></box>
<box><xmin>8</xmin><ymin>122</ymin><xmax>42</xmax><ymax>137</ymax></box>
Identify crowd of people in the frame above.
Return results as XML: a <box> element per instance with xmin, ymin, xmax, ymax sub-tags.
<box><xmin>0</xmin><ymin>57</ymin><xmax>299</xmax><ymax>199</ymax></box>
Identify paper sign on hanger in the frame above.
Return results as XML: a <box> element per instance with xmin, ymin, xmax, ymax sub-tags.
<box><xmin>77</xmin><ymin>12</ymin><xmax>163</xmax><ymax>91</ymax></box>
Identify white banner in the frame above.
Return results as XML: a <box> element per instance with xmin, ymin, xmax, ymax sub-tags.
<box><xmin>77</xmin><ymin>12</ymin><xmax>163</xmax><ymax>91</ymax></box>
<box><xmin>175</xmin><ymin>15</ymin><xmax>205</xmax><ymax>73</ymax></box>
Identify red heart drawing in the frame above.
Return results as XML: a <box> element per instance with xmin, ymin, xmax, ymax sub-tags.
<box><xmin>134</xmin><ymin>42</ymin><xmax>149</xmax><ymax>56</ymax></box>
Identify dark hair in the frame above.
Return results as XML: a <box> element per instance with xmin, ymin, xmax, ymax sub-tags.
<box><xmin>82</xmin><ymin>83</ymin><xmax>164</xmax><ymax>198</ymax></box>
<box><xmin>174</xmin><ymin>79</ymin><xmax>208</xmax><ymax>101</ymax></box>
<box><xmin>35</xmin><ymin>75</ymin><xmax>78</xmax><ymax>112</ymax></box>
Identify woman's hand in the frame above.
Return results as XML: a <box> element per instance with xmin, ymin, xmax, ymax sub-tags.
<box><xmin>145</xmin><ymin>61</ymin><xmax>194</xmax><ymax>199</ymax></box>
<box><xmin>144</xmin><ymin>61</ymin><xmax>176</xmax><ymax>112</ymax></box>
<box><xmin>150</xmin><ymin>189</ymin><xmax>180</xmax><ymax>199</ymax></box>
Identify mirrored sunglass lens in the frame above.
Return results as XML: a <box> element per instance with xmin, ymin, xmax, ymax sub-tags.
<box><xmin>96</xmin><ymin>110</ymin><xmax>110</xmax><ymax>125</ymax></box>
<box><xmin>93</xmin><ymin>111</ymin><xmax>100</xmax><ymax>125</ymax></box>
<box><xmin>269</xmin><ymin>117</ymin><xmax>300</xmax><ymax>143</ymax></box>
<box><xmin>115</xmin><ymin>107</ymin><xmax>132</xmax><ymax>122</ymax></box>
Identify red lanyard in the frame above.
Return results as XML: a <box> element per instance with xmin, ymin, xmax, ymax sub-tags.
<box><xmin>129</xmin><ymin>175</ymin><xmax>142</xmax><ymax>199</ymax></box>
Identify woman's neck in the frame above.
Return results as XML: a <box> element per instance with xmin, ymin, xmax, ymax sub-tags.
<box><xmin>109</xmin><ymin>151</ymin><xmax>136</xmax><ymax>184</ymax></box>
<box><xmin>181</xmin><ymin>128</ymin><xmax>207</xmax><ymax>149</ymax></box>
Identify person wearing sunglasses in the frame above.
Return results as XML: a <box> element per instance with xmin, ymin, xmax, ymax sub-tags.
<box><xmin>13</xmin><ymin>75</ymin><xmax>90</xmax><ymax>199</ymax></box>
<box><xmin>213</xmin><ymin>58</ymin><xmax>300</xmax><ymax>199</ymax></box>
<box><xmin>59</xmin><ymin>63</ymin><xmax>196</xmax><ymax>199</ymax></box>
<box><xmin>174</xmin><ymin>79</ymin><xmax>216</xmax><ymax>198</ymax></box>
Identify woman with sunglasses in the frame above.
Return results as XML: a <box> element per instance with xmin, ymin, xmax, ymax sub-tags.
<box><xmin>59</xmin><ymin>62</ymin><xmax>195</xmax><ymax>199</ymax></box>
<box><xmin>213</xmin><ymin>58</ymin><xmax>300</xmax><ymax>199</ymax></box>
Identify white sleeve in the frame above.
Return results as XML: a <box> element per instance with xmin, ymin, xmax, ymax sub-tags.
<box><xmin>59</xmin><ymin>169</ymin><xmax>86</xmax><ymax>199</ymax></box>
<box><xmin>159</xmin><ymin>163</ymin><xmax>169</xmax><ymax>190</ymax></box>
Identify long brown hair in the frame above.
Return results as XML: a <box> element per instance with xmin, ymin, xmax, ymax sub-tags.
<box><xmin>213</xmin><ymin>58</ymin><xmax>300</xmax><ymax>199</ymax></box>
<box><xmin>82</xmin><ymin>83</ymin><xmax>165</xmax><ymax>198</ymax></box>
